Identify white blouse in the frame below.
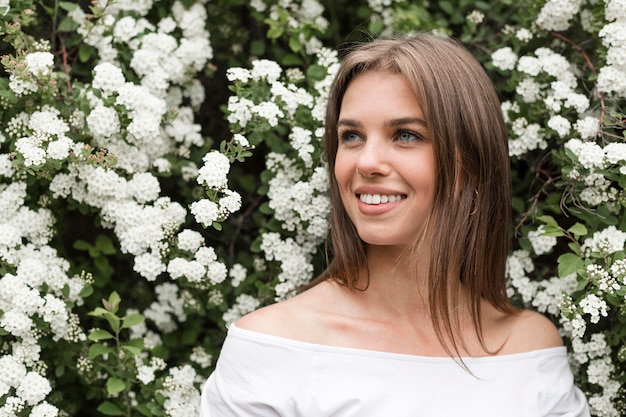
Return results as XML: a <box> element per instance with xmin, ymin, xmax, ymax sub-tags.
<box><xmin>200</xmin><ymin>324</ymin><xmax>590</xmax><ymax>417</ymax></box>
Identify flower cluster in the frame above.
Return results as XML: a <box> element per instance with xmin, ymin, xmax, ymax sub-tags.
<box><xmin>1</xmin><ymin>0</ymin><xmax>626</xmax><ymax>415</ymax></box>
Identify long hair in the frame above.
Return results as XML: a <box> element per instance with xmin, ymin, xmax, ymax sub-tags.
<box><xmin>315</xmin><ymin>33</ymin><xmax>516</xmax><ymax>357</ymax></box>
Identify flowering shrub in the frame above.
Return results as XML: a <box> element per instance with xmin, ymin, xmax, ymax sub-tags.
<box><xmin>0</xmin><ymin>0</ymin><xmax>624</xmax><ymax>416</ymax></box>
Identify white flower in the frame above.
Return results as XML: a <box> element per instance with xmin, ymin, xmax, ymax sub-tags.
<box><xmin>517</xmin><ymin>56</ymin><xmax>541</xmax><ymax>76</ymax></box>
<box><xmin>30</xmin><ymin>402</ymin><xmax>59</xmax><ymax>417</ymax></box>
<box><xmin>190</xmin><ymin>347</ymin><xmax>212</xmax><ymax>368</ymax></box>
<box><xmin>574</xmin><ymin>116</ymin><xmax>599</xmax><ymax>140</ymax></box>
<box><xmin>15</xmin><ymin>136</ymin><xmax>46</xmax><ymax>166</ymax></box>
<box><xmin>222</xmin><ymin>294</ymin><xmax>261</xmax><ymax>324</ymax></box>
<box><xmin>176</xmin><ymin>229</ymin><xmax>204</xmax><ymax>252</ymax></box>
<box><xmin>133</xmin><ymin>253</ymin><xmax>166</xmax><ymax>281</ymax></box>
<box><xmin>251</xmin><ymin>59</ymin><xmax>282</xmax><ymax>83</ymax></box>
<box><xmin>46</xmin><ymin>136</ymin><xmax>74</xmax><ymax>160</ymax></box>
<box><xmin>516</xmin><ymin>78</ymin><xmax>541</xmax><ymax>103</ymax></box>
<box><xmin>226</xmin><ymin>67</ymin><xmax>252</xmax><ymax>83</ymax></box>
<box><xmin>547</xmin><ymin>115</ymin><xmax>571</xmax><ymax>138</ymax></box>
<box><xmin>190</xmin><ymin>199</ymin><xmax>220</xmax><ymax>227</ymax></box>
<box><xmin>197</xmin><ymin>151</ymin><xmax>230</xmax><ymax>189</ymax></box>
<box><xmin>127</xmin><ymin>111</ymin><xmax>161</xmax><ymax>143</ymax></box>
<box><xmin>491</xmin><ymin>47</ymin><xmax>517</xmax><ymax>71</ymax></box>
<box><xmin>137</xmin><ymin>364</ymin><xmax>157</xmax><ymax>384</ymax></box>
<box><xmin>536</xmin><ymin>0</ymin><xmax>582</xmax><ymax>31</ymax></box>
<box><xmin>527</xmin><ymin>225</ymin><xmax>557</xmax><ymax>255</ymax></box>
<box><xmin>25</xmin><ymin>52</ymin><xmax>54</xmax><ymax>76</ymax></box>
<box><xmin>207</xmin><ymin>261</ymin><xmax>228</xmax><ymax>284</ymax></box>
<box><xmin>253</xmin><ymin>101</ymin><xmax>284</xmax><ymax>127</ymax></box>
<box><xmin>597</xmin><ymin>65</ymin><xmax>626</xmax><ymax>96</ymax></box>
<box><xmin>128</xmin><ymin>172</ymin><xmax>160</xmax><ymax>203</ymax></box>
<box><xmin>195</xmin><ymin>246</ymin><xmax>217</xmax><ymax>266</ymax></box>
<box><xmin>569</xmin><ymin>313</ymin><xmax>587</xmax><ymax>338</ymax></box>
<box><xmin>87</xmin><ymin>105</ymin><xmax>120</xmax><ymax>138</ymax></box>
<box><xmin>566</xmin><ymin>139</ymin><xmax>605</xmax><ymax>169</ymax></box>
<box><xmin>0</xmin><ymin>154</ymin><xmax>15</xmax><ymax>177</ymax></box>
<box><xmin>0</xmin><ymin>355</ymin><xmax>27</xmax><ymax>388</ymax></box>
<box><xmin>16</xmin><ymin>371</ymin><xmax>51</xmax><ymax>405</ymax></box>
<box><xmin>515</xmin><ymin>28</ymin><xmax>533</xmax><ymax>42</ymax></box>
<box><xmin>219</xmin><ymin>190</ymin><xmax>242</xmax><ymax>214</ymax></box>
<box><xmin>227</xmin><ymin>96</ymin><xmax>254</xmax><ymax>126</ymax></box>
<box><xmin>582</xmin><ymin>226</ymin><xmax>626</xmax><ymax>255</ymax></box>
<box><xmin>233</xmin><ymin>133</ymin><xmax>250</xmax><ymax>147</ymax></box>
<box><xmin>229</xmin><ymin>263</ymin><xmax>247</xmax><ymax>287</ymax></box>
<box><xmin>604</xmin><ymin>142</ymin><xmax>626</xmax><ymax>165</ymax></box>
<box><xmin>466</xmin><ymin>10</ymin><xmax>484</xmax><ymax>24</ymax></box>
<box><xmin>92</xmin><ymin>62</ymin><xmax>126</xmax><ymax>96</ymax></box>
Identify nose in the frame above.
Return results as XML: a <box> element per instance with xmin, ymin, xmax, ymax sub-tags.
<box><xmin>355</xmin><ymin>138</ymin><xmax>390</xmax><ymax>177</ymax></box>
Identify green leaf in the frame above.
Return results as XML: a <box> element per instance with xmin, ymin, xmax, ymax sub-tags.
<box><xmin>59</xmin><ymin>1</ymin><xmax>78</xmax><ymax>11</ymax></box>
<box><xmin>541</xmin><ymin>224</ymin><xmax>564</xmax><ymax>237</ymax></box>
<box><xmin>88</xmin><ymin>343</ymin><xmax>114</xmax><ymax>359</ymax></box>
<box><xmin>266</xmin><ymin>22</ymin><xmax>283</xmax><ymax>39</ymax></box>
<box><xmin>558</xmin><ymin>253</ymin><xmax>584</xmax><ymax>277</ymax></box>
<box><xmin>136</xmin><ymin>403</ymin><xmax>154</xmax><ymax>417</ymax></box>
<box><xmin>88</xmin><ymin>329</ymin><xmax>114</xmax><ymax>341</ymax></box>
<box><xmin>121</xmin><ymin>313</ymin><xmax>145</xmax><ymax>329</ymax></box>
<box><xmin>89</xmin><ymin>307</ymin><xmax>110</xmax><ymax>318</ymax></box>
<box><xmin>439</xmin><ymin>0</ymin><xmax>454</xmax><ymax>14</ymax></box>
<box><xmin>121</xmin><ymin>344</ymin><xmax>142</xmax><ymax>356</ymax></box>
<box><xmin>537</xmin><ymin>215</ymin><xmax>558</xmax><ymax>227</ymax></box>
<box><xmin>96</xmin><ymin>234</ymin><xmax>117</xmax><ymax>255</ymax></box>
<box><xmin>306</xmin><ymin>64</ymin><xmax>327</xmax><ymax>81</ymax></box>
<box><xmin>106</xmin><ymin>377</ymin><xmax>126</xmax><ymax>395</ymax></box>
<box><xmin>568</xmin><ymin>223</ymin><xmax>588</xmax><ymax>238</ymax></box>
<box><xmin>78</xmin><ymin>44</ymin><xmax>93</xmax><ymax>63</ymax></box>
<box><xmin>250</xmin><ymin>39</ymin><xmax>266</xmax><ymax>56</ymax></box>
<box><xmin>104</xmin><ymin>291</ymin><xmax>121</xmax><ymax>313</ymax></box>
<box><xmin>288</xmin><ymin>35</ymin><xmax>301</xmax><ymax>53</ymax></box>
<box><xmin>73</xmin><ymin>240</ymin><xmax>93</xmax><ymax>251</ymax></box>
<box><xmin>97</xmin><ymin>401</ymin><xmax>124</xmax><ymax>416</ymax></box>
<box><xmin>79</xmin><ymin>284</ymin><xmax>94</xmax><ymax>298</ymax></box>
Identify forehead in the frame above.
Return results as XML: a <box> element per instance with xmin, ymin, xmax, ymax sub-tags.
<box><xmin>339</xmin><ymin>71</ymin><xmax>424</xmax><ymax>120</ymax></box>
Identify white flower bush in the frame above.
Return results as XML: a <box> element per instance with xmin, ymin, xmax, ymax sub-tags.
<box><xmin>0</xmin><ymin>0</ymin><xmax>625</xmax><ymax>416</ymax></box>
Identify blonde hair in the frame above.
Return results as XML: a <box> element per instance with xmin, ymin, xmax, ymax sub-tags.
<box><xmin>316</xmin><ymin>33</ymin><xmax>516</xmax><ymax>358</ymax></box>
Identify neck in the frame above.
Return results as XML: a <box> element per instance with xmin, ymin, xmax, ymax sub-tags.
<box><xmin>354</xmin><ymin>244</ymin><xmax>431</xmax><ymax>318</ymax></box>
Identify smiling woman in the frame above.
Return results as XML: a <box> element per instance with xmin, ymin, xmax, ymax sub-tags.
<box><xmin>200</xmin><ymin>33</ymin><xmax>591</xmax><ymax>417</ymax></box>
<box><xmin>334</xmin><ymin>70</ymin><xmax>435</xmax><ymax>247</ymax></box>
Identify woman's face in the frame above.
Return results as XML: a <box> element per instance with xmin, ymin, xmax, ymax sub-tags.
<box><xmin>334</xmin><ymin>70</ymin><xmax>436</xmax><ymax>247</ymax></box>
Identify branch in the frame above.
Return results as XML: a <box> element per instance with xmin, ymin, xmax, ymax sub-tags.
<box><xmin>550</xmin><ymin>32</ymin><xmax>606</xmax><ymax>126</ymax></box>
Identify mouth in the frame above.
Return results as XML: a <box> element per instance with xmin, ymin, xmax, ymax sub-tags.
<box><xmin>358</xmin><ymin>193</ymin><xmax>407</xmax><ymax>205</ymax></box>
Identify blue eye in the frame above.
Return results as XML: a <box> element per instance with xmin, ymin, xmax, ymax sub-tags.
<box><xmin>339</xmin><ymin>130</ymin><xmax>361</xmax><ymax>143</ymax></box>
<box><xmin>397</xmin><ymin>130</ymin><xmax>420</xmax><ymax>142</ymax></box>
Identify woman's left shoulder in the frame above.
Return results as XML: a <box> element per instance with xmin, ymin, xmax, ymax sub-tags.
<box><xmin>503</xmin><ymin>309</ymin><xmax>564</xmax><ymax>353</ymax></box>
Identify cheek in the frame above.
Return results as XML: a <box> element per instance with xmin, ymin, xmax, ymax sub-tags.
<box><xmin>333</xmin><ymin>152</ymin><xmax>351</xmax><ymax>188</ymax></box>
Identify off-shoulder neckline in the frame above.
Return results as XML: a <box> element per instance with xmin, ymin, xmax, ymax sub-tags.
<box><xmin>228</xmin><ymin>323</ymin><xmax>567</xmax><ymax>364</ymax></box>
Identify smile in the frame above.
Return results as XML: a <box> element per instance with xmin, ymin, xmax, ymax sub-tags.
<box><xmin>358</xmin><ymin>193</ymin><xmax>406</xmax><ymax>205</ymax></box>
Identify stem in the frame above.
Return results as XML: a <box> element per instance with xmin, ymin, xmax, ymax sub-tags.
<box><xmin>550</xmin><ymin>32</ymin><xmax>606</xmax><ymax>126</ymax></box>
<box><xmin>515</xmin><ymin>167</ymin><xmax>558</xmax><ymax>236</ymax></box>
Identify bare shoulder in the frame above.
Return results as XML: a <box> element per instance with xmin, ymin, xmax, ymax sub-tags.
<box><xmin>505</xmin><ymin>309</ymin><xmax>563</xmax><ymax>353</ymax></box>
<box><xmin>235</xmin><ymin>280</ymin><xmax>339</xmax><ymax>341</ymax></box>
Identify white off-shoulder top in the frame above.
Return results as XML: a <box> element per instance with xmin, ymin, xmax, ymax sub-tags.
<box><xmin>200</xmin><ymin>324</ymin><xmax>590</xmax><ymax>417</ymax></box>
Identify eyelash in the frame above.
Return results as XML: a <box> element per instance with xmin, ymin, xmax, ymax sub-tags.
<box><xmin>337</xmin><ymin>129</ymin><xmax>423</xmax><ymax>143</ymax></box>
<box><xmin>338</xmin><ymin>129</ymin><xmax>361</xmax><ymax>143</ymax></box>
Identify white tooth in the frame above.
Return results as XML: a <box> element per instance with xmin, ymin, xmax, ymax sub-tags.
<box><xmin>380</xmin><ymin>195</ymin><xmax>389</xmax><ymax>203</ymax></box>
<box><xmin>372</xmin><ymin>195</ymin><xmax>381</xmax><ymax>204</ymax></box>
<box><xmin>388</xmin><ymin>195</ymin><xmax>396</xmax><ymax>203</ymax></box>
<box><xmin>360</xmin><ymin>194</ymin><xmax>367</xmax><ymax>203</ymax></box>
<box><xmin>365</xmin><ymin>194</ymin><xmax>373</xmax><ymax>204</ymax></box>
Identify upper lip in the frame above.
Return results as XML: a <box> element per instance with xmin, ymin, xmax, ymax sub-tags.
<box><xmin>353</xmin><ymin>186</ymin><xmax>407</xmax><ymax>196</ymax></box>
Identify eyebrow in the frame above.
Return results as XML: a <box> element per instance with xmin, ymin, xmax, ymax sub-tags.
<box><xmin>337</xmin><ymin>117</ymin><xmax>427</xmax><ymax>128</ymax></box>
